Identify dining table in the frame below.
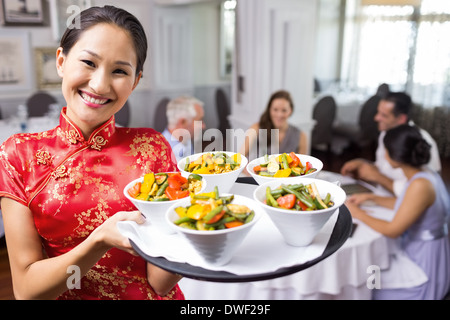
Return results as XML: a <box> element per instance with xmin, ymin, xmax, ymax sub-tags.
<box><xmin>175</xmin><ymin>171</ymin><xmax>402</xmax><ymax>300</ymax></box>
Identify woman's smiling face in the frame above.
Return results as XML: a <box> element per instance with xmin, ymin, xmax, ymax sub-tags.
<box><xmin>56</xmin><ymin>23</ymin><xmax>140</xmax><ymax>138</ymax></box>
<box><xmin>269</xmin><ymin>98</ymin><xmax>292</xmax><ymax>129</ymax></box>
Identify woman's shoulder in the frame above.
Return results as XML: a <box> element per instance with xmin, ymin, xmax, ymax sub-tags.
<box><xmin>407</xmin><ymin>173</ymin><xmax>436</xmax><ymax>204</ymax></box>
<box><xmin>250</xmin><ymin>123</ymin><xmax>259</xmax><ymax>130</ymax></box>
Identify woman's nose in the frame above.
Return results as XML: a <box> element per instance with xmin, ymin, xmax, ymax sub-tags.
<box><xmin>89</xmin><ymin>69</ymin><xmax>110</xmax><ymax>94</ymax></box>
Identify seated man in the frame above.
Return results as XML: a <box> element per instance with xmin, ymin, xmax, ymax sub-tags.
<box><xmin>340</xmin><ymin>91</ymin><xmax>441</xmax><ymax>196</ymax></box>
<box><xmin>162</xmin><ymin>96</ymin><xmax>205</xmax><ymax>161</ymax></box>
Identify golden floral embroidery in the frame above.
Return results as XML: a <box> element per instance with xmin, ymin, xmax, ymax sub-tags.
<box><xmin>66</xmin><ymin>130</ymin><xmax>82</xmax><ymax>145</ymax></box>
<box><xmin>35</xmin><ymin>150</ymin><xmax>53</xmax><ymax>166</ymax></box>
<box><xmin>91</xmin><ymin>136</ymin><xmax>108</xmax><ymax>151</ymax></box>
<box><xmin>52</xmin><ymin>165</ymin><xmax>68</xmax><ymax>179</ymax></box>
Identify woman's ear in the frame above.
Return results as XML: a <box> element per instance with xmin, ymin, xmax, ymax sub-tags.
<box><xmin>132</xmin><ymin>71</ymin><xmax>142</xmax><ymax>90</ymax></box>
<box><xmin>56</xmin><ymin>47</ymin><xmax>65</xmax><ymax>78</ymax></box>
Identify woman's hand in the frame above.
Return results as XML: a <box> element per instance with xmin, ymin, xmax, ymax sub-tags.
<box><xmin>345</xmin><ymin>199</ymin><xmax>366</xmax><ymax>221</ymax></box>
<box><xmin>90</xmin><ymin>210</ymin><xmax>146</xmax><ymax>256</ymax></box>
<box><xmin>346</xmin><ymin>193</ymin><xmax>374</xmax><ymax>206</ymax></box>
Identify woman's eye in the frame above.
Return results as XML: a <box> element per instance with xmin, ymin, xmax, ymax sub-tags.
<box><xmin>114</xmin><ymin>69</ymin><xmax>128</xmax><ymax>75</ymax></box>
<box><xmin>82</xmin><ymin>60</ymin><xmax>95</xmax><ymax>67</ymax></box>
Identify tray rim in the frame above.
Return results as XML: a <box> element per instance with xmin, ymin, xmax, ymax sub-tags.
<box><xmin>130</xmin><ymin>204</ymin><xmax>353</xmax><ymax>282</ymax></box>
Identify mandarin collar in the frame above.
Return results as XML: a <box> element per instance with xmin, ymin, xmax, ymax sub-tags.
<box><xmin>58</xmin><ymin>107</ymin><xmax>116</xmax><ymax>151</ymax></box>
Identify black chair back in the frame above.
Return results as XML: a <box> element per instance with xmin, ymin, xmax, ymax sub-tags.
<box><xmin>153</xmin><ymin>97</ymin><xmax>170</xmax><ymax>132</ymax></box>
<box><xmin>311</xmin><ymin>96</ymin><xmax>337</xmax><ymax>149</ymax></box>
<box><xmin>26</xmin><ymin>91</ymin><xmax>57</xmax><ymax>117</ymax></box>
<box><xmin>115</xmin><ymin>101</ymin><xmax>130</xmax><ymax>127</ymax></box>
<box><xmin>358</xmin><ymin>95</ymin><xmax>381</xmax><ymax>144</ymax></box>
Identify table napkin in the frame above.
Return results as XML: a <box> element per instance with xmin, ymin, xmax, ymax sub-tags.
<box><xmin>117</xmin><ymin>209</ymin><xmax>339</xmax><ymax>276</ymax></box>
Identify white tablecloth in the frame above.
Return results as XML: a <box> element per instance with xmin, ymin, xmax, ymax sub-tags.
<box><xmin>179</xmin><ymin>171</ymin><xmax>397</xmax><ymax>300</ymax></box>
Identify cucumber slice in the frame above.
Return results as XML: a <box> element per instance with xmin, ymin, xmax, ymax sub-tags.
<box><xmin>259</xmin><ymin>154</ymin><xmax>270</xmax><ymax>167</ymax></box>
<box><xmin>155</xmin><ymin>173</ymin><xmax>168</xmax><ymax>185</ymax></box>
<box><xmin>267</xmin><ymin>161</ymin><xmax>279</xmax><ymax>174</ymax></box>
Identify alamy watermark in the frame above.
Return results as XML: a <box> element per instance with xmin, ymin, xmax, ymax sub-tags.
<box><xmin>367</xmin><ymin>265</ymin><xmax>381</xmax><ymax>289</ymax></box>
<box><xmin>168</xmin><ymin>121</ymin><xmax>281</xmax><ymax>163</ymax></box>
<box><xmin>67</xmin><ymin>265</ymin><xmax>81</xmax><ymax>290</ymax></box>
<box><xmin>66</xmin><ymin>5</ymin><xmax>82</xmax><ymax>30</ymax></box>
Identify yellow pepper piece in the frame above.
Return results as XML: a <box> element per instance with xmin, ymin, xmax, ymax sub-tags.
<box><xmin>276</xmin><ymin>153</ymin><xmax>292</xmax><ymax>164</ymax></box>
<box><xmin>136</xmin><ymin>193</ymin><xmax>149</xmax><ymax>201</ymax></box>
<box><xmin>232</xmin><ymin>153</ymin><xmax>242</xmax><ymax>164</ymax></box>
<box><xmin>175</xmin><ymin>206</ymin><xmax>187</xmax><ymax>218</ymax></box>
<box><xmin>192</xmin><ymin>166</ymin><xmax>212</xmax><ymax>174</ymax></box>
<box><xmin>187</xmin><ymin>204</ymin><xmax>209</xmax><ymax>220</ymax></box>
<box><xmin>196</xmin><ymin>191</ymin><xmax>217</xmax><ymax>198</ymax></box>
<box><xmin>140</xmin><ymin>173</ymin><xmax>155</xmax><ymax>194</ymax></box>
<box><xmin>274</xmin><ymin>168</ymin><xmax>291</xmax><ymax>177</ymax></box>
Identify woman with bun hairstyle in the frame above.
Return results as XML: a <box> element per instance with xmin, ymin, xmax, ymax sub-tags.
<box><xmin>346</xmin><ymin>124</ymin><xmax>450</xmax><ymax>300</ymax></box>
<box><xmin>0</xmin><ymin>6</ymin><xmax>184</xmax><ymax>300</ymax></box>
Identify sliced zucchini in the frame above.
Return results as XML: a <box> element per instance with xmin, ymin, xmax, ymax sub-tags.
<box><xmin>155</xmin><ymin>173</ymin><xmax>168</xmax><ymax>185</ymax></box>
<box><xmin>188</xmin><ymin>173</ymin><xmax>203</xmax><ymax>182</ymax></box>
<box><xmin>291</xmin><ymin>167</ymin><xmax>302</xmax><ymax>176</ymax></box>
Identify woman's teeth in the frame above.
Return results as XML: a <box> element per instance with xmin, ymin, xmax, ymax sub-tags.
<box><xmin>81</xmin><ymin>92</ymin><xmax>109</xmax><ymax>105</ymax></box>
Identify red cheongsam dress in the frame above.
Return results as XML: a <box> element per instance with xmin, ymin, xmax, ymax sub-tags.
<box><xmin>0</xmin><ymin>107</ymin><xmax>185</xmax><ymax>300</ymax></box>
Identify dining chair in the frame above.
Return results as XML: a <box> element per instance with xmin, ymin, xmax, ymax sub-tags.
<box><xmin>376</xmin><ymin>83</ymin><xmax>390</xmax><ymax>98</ymax></box>
<box><xmin>311</xmin><ymin>95</ymin><xmax>337</xmax><ymax>153</ymax></box>
<box><xmin>314</xmin><ymin>78</ymin><xmax>321</xmax><ymax>94</ymax></box>
<box><xmin>26</xmin><ymin>91</ymin><xmax>57</xmax><ymax>117</ymax></box>
<box><xmin>153</xmin><ymin>97</ymin><xmax>170</xmax><ymax>132</ymax></box>
<box><xmin>115</xmin><ymin>100</ymin><xmax>130</xmax><ymax>127</ymax></box>
<box><xmin>332</xmin><ymin>94</ymin><xmax>381</xmax><ymax>152</ymax></box>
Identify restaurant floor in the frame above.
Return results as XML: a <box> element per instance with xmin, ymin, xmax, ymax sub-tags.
<box><xmin>0</xmin><ymin>143</ymin><xmax>449</xmax><ymax>300</ymax></box>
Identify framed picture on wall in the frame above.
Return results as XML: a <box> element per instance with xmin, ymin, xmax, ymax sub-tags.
<box><xmin>35</xmin><ymin>47</ymin><xmax>61</xmax><ymax>90</ymax></box>
<box><xmin>0</xmin><ymin>30</ymin><xmax>32</xmax><ymax>91</ymax></box>
<box><xmin>0</xmin><ymin>0</ymin><xmax>44</xmax><ymax>25</ymax></box>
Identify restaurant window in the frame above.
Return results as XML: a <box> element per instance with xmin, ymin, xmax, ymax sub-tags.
<box><xmin>341</xmin><ymin>0</ymin><xmax>450</xmax><ymax>108</ymax></box>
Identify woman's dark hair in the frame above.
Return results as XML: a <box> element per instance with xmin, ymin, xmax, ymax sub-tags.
<box><xmin>383</xmin><ymin>124</ymin><xmax>431</xmax><ymax>167</ymax></box>
<box><xmin>258</xmin><ymin>90</ymin><xmax>294</xmax><ymax>145</ymax></box>
<box><xmin>60</xmin><ymin>5</ymin><xmax>147</xmax><ymax>76</ymax></box>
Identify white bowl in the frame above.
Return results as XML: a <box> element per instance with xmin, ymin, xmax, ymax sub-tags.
<box><xmin>123</xmin><ymin>173</ymin><xmax>207</xmax><ymax>234</ymax></box>
<box><xmin>177</xmin><ymin>151</ymin><xmax>248</xmax><ymax>193</ymax></box>
<box><xmin>247</xmin><ymin>153</ymin><xmax>323</xmax><ymax>185</ymax></box>
<box><xmin>253</xmin><ymin>178</ymin><xmax>346</xmax><ymax>246</ymax></box>
<box><xmin>166</xmin><ymin>194</ymin><xmax>262</xmax><ymax>266</ymax></box>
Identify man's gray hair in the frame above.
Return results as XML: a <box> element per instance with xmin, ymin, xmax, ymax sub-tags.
<box><xmin>166</xmin><ymin>96</ymin><xmax>204</xmax><ymax>129</ymax></box>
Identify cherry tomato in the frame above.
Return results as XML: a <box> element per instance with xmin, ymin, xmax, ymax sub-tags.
<box><xmin>289</xmin><ymin>152</ymin><xmax>300</xmax><ymax>168</ymax></box>
<box><xmin>276</xmin><ymin>193</ymin><xmax>296</xmax><ymax>209</ymax></box>
<box><xmin>297</xmin><ymin>199</ymin><xmax>308</xmax><ymax>211</ymax></box>
<box><xmin>225</xmin><ymin>221</ymin><xmax>244</xmax><ymax>228</ymax></box>
<box><xmin>305</xmin><ymin>161</ymin><xmax>312</xmax><ymax>172</ymax></box>
<box><xmin>167</xmin><ymin>172</ymin><xmax>188</xmax><ymax>189</ymax></box>
<box><xmin>127</xmin><ymin>182</ymin><xmax>141</xmax><ymax>198</ymax></box>
<box><xmin>165</xmin><ymin>187</ymin><xmax>189</xmax><ymax>200</ymax></box>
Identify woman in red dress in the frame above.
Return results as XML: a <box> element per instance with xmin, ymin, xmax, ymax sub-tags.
<box><xmin>0</xmin><ymin>6</ymin><xmax>184</xmax><ymax>300</ymax></box>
